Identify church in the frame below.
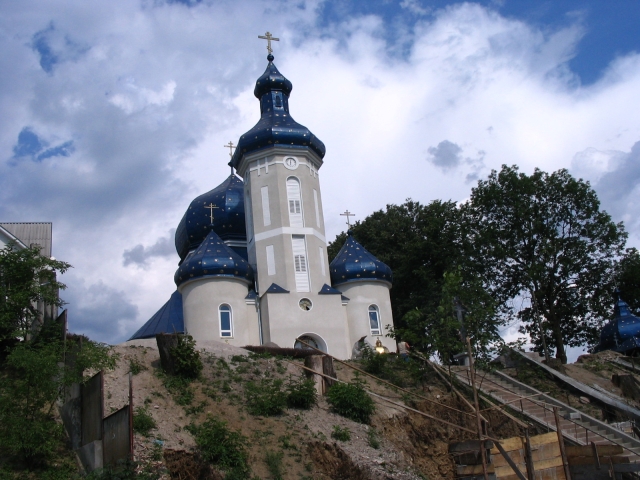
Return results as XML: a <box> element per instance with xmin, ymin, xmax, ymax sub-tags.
<box><xmin>129</xmin><ymin>39</ymin><xmax>396</xmax><ymax>359</ymax></box>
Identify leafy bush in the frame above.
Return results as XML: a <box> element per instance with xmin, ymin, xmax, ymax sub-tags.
<box><xmin>244</xmin><ymin>378</ymin><xmax>287</xmax><ymax>416</ymax></box>
<box><xmin>129</xmin><ymin>358</ymin><xmax>147</xmax><ymax>375</ymax></box>
<box><xmin>133</xmin><ymin>406</ymin><xmax>156</xmax><ymax>436</ymax></box>
<box><xmin>170</xmin><ymin>335</ymin><xmax>203</xmax><ymax>379</ymax></box>
<box><xmin>286</xmin><ymin>375</ymin><xmax>317</xmax><ymax>409</ymax></box>
<box><xmin>327</xmin><ymin>381</ymin><xmax>375</xmax><ymax>424</ymax></box>
<box><xmin>186</xmin><ymin>417</ymin><xmax>249</xmax><ymax>476</ymax></box>
<box><xmin>361</xmin><ymin>346</ymin><xmax>389</xmax><ymax>375</ymax></box>
<box><xmin>331</xmin><ymin>425</ymin><xmax>351</xmax><ymax>442</ymax></box>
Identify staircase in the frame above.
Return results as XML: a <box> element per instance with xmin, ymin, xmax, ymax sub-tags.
<box><xmin>450</xmin><ymin>366</ymin><xmax>640</xmax><ymax>463</ymax></box>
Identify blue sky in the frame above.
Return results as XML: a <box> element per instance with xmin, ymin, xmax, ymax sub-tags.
<box><xmin>1</xmin><ymin>0</ymin><xmax>639</xmax><ymax>359</ymax></box>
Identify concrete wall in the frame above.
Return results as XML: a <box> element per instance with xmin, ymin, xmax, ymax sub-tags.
<box><xmin>179</xmin><ymin>277</ymin><xmax>259</xmax><ymax>346</ymax></box>
<box><xmin>338</xmin><ymin>281</ymin><xmax>397</xmax><ymax>354</ymax></box>
<box><xmin>261</xmin><ymin>292</ymin><xmax>351</xmax><ymax>359</ymax></box>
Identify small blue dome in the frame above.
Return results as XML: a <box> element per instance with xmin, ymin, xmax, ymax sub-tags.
<box><xmin>174</xmin><ymin>229</ymin><xmax>253</xmax><ymax>287</ymax></box>
<box><xmin>230</xmin><ymin>59</ymin><xmax>325</xmax><ymax>169</ymax></box>
<box><xmin>175</xmin><ymin>174</ymin><xmax>245</xmax><ymax>261</ymax></box>
<box><xmin>330</xmin><ymin>236</ymin><xmax>392</xmax><ymax>287</ymax></box>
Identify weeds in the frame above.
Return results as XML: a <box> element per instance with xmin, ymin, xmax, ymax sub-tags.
<box><xmin>264</xmin><ymin>450</ymin><xmax>284</xmax><ymax>480</ymax></box>
<box><xmin>170</xmin><ymin>335</ymin><xmax>203</xmax><ymax>379</ymax></box>
<box><xmin>331</xmin><ymin>425</ymin><xmax>351</xmax><ymax>442</ymax></box>
<box><xmin>286</xmin><ymin>375</ymin><xmax>317</xmax><ymax>409</ymax></box>
<box><xmin>367</xmin><ymin>428</ymin><xmax>380</xmax><ymax>449</ymax></box>
<box><xmin>244</xmin><ymin>378</ymin><xmax>287</xmax><ymax>416</ymax></box>
<box><xmin>129</xmin><ymin>358</ymin><xmax>147</xmax><ymax>375</ymax></box>
<box><xmin>185</xmin><ymin>417</ymin><xmax>249</xmax><ymax>477</ymax></box>
<box><xmin>133</xmin><ymin>407</ymin><xmax>156</xmax><ymax>436</ymax></box>
<box><xmin>327</xmin><ymin>380</ymin><xmax>375</xmax><ymax>423</ymax></box>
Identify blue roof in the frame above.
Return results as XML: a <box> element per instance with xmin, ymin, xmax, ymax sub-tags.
<box><xmin>330</xmin><ymin>236</ymin><xmax>392</xmax><ymax>287</ymax></box>
<box><xmin>230</xmin><ymin>56</ymin><xmax>325</xmax><ymax>168</ymax></box>
<box><xmin>594</xmin><ymin>295</ymin><xmax>640</xmax><ymax>354</ymax></box>
<box><xmin>174</xmin><ymin>229</ymin><xmax>254</xmax><ymax>287</ymax></box>
<box><xmin>128</xmin><ymin>290</ymin><xmax>184</xmax><ymax>340</ymax></box>
<box><xmin>318</xmin><ymin>283</ymin><xmax>342</xmax><ymax>295</ymax></box>
<box><xmin>175</xmin><ymin>174</ymin><xmax>246</xmax><ymax>262</ymax></box>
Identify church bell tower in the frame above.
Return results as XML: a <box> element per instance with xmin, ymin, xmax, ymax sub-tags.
<box><xmin>229</xmin><ymin>37</ymin><xmax>351</xmax><ymax>358</ymax></box>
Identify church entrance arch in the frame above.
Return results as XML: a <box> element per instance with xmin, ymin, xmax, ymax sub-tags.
<box><xmin>293</xmin><ymin>333</ymin><xmax>327</xmax><ymax>353</ymax></box>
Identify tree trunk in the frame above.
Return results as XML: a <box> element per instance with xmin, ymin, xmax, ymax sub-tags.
<box><xmin>551</xmin><ymin>320</ymin><xmax>567</xmax><ymax>364</ymax></box>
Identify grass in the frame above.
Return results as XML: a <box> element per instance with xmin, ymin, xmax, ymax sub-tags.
<box><xmin>331</xmin><ymin>425</ymin><xmax>351</xmax><ymax>442</ymax></box>
<box><xmin>133</xmin><ymin>407</ymin><xmax>156</xmax><ymax>436</ymax></box>
<box><xmin>264</xmin><ymin>450</ymin><xmax>284</xmax><ymax>480</ymax></box>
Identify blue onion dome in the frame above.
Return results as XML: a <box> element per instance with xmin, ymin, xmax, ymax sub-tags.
<box><xmin>230</xmin><ymin>57</ymin><xmax>325</xmax><ymax>169</ymax></box>
<box><xmin>175</xmin><ymin>174</ymin><xmax>245</xmax><ymax>262</ymax></box>
<box><xmin>174</xmin><ymin>229</ymin><xmax>253</xmax><ymax>288</ymax></box>
<box><xmin>330</xmin><ymin>236</ymin><xmax>392</xmax><ymax>287</ymax></box>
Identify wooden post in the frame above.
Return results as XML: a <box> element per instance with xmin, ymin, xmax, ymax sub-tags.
<box><xmin>524</xmin><ymin>429</ymin><xmax>535</xmax><ymax>480</ymax></box>
<box><xmin>304</xmin><ymin>355</ymin><xmax>324</xmax><ymax>396</ymax></box>
<box><xmin>321</xmin><ymin>355</ymin><xmax>336</xmax><ymax>394</ymax></box>
<box><xmin>494</xmin><ymin>441</ymin><xmax>528</xmax><ymax>480</ymax></box>
<box><xmin>155</xmin><ymin>333</ymin><xmax>179</xmax><ymax>375</ymax></box>
<box><xmin>553</xmin><ymin>407</ymin><xmax>572</xmax><ymax>480</ymax></box>
<box><xmin>466</xmin><ymin>337</ymin><xmax>489</xmax><ymax>480</ymax></box>
<box><xmin>129</xmin><ymin>372</ymin><xmax>134</xmax><ymax>461</ymax></box>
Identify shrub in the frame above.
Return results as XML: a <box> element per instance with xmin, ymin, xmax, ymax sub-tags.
<box><xmin>244</xmin><ymin>378</ymin><xmax>287</xmax><ymax>416</ymax></box>
<box><xmin>186</xmin><ymin>418</ymin><xmax>249</xmax><ymax>475</ymax></box>
<box><xmin>361</xmin><ymin>346</ymin><xmax>388</xmax><ymax>375</ymax></box>
<box><xmin>133</xmin><ymin>406</ymin><xmax>156</xmax><ymax>436</ymax></box>
<box><xmin>286</xmin><ymin>375</ymin><xmax>317</xmax><ymax>409</ymax></box>
<box><xmin>331</xmin><ymin>425</ymin><xmax>351</xmax><ymax>442</ymax></box>
<box><xmin>129</xmin><ymin>358</ymin><xmax>147</xmax><ymax>375</ymax></box>
<box><xmin>170</xmin><ymin>335</ymin><xmax>203</xmax><ymax>379</ymax></box>
<box><xmin>327</xmin><ymin>381</ymin><xmax>375</xmax><ymax>424</ymax></box>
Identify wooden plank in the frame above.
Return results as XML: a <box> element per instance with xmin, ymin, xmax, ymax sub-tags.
<box><xmin>494</xmin><ymin>441</ymin><xmax>528</xmax><ymax>480</ymax></box>
<box><xmin>450</xmin><ymin>439</ymin><xmax>495</xmax><ymax>453</ymax></box>
<box><xmin>568</xmin><ymin>465</ymin><xmax>612</xmax><ymax>480</ymax></box>
<box><xmin>567</xmin><ymin>455</ymin><xmax>630</xmax><ymax>466</ymax></box>
<box><xmin>457</xmin><ymin>463</ymin><xmax>496</xmax><ymax>475</ymax></box>
<box><xmin>491</xmin><ymin>437</ymin><xmax>524</xmax><ymax>453</ymax></box>
<box><xmin>493</xmin><ymin>450</ymin><xmax>525</xmax><ymax>467</ymax></box>
<box><xmin>565</xmin><ymin>445</ymin><xmax>623</xmax><ymax>457</ymax></box>
<box><xmin>532</xmin><ymin>457</ymin><xmax>564</xmax><ymax>470</ymax></box>
<box><xmin>529</xmin><ymin>432</ymin><xmax>560</xmax><ymax>448</ymax></box>
<box><xmin>496</xmin><ymin>463</ymin><xmax>527</xmax><ymax>477</ymax></box>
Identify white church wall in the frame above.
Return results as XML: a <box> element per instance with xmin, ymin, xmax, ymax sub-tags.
<box><xmin>261</xmin><ymin>292</ymin><xmax>351</xmax><ymax>358</ymax></box>
<box><xmin>339</xmin><ymin>282</ymin><xmax>397</xmax><ymax>354</ymax></box>
<box><xmin>179</xmin><ymin>277</ymin><xmax>259</xmax><ymax>346</ymax></box>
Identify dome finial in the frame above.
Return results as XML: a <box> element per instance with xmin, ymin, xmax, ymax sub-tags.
<box><xmin>258</xmin><ymin>31</ymin><xmax>279</xmax><ymax>62</ymax></box>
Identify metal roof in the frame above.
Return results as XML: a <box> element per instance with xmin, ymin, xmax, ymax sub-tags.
<box><xmin>128</xmin><ymin>290</ymin><xmax>184</xmax><ymax>340</ymax></box>
<box><xmin>0</xmin><ymin>222</ymin><xmax>52</xmax><ymax>257</ymax></box>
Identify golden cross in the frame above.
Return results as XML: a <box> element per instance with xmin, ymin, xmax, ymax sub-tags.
<box><xmin>204</xmin><ymin>203</ymin><xmax>220</xmax><ymax>224</ymax></box>
<box><xmin>340</xmin><ymin>210</ymin><xmax>355</xmax><ymax>227</ymax></box>
<box><xmin>258</xmin><ymin>31</ymin><xmax>280</xmax><ymax>54</ymax></box>
<box><xmin>223</xmin><ymin>141</ymin><xmax>236</xmax><ymax>158</ymax></box>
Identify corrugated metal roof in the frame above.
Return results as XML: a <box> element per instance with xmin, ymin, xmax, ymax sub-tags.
<box><xmin>128</xmin><ymin>291</ymin><xmax>184</xmax><ymax>340</ymax></box>
<box><xmin>0</xmin><ymin>223</ymin><xmax>52</xmax><ymax>257</ymax></box>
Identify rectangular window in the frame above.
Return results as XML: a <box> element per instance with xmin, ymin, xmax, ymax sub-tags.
<box><xmin>266</xmin><ymin>245</ymin><xmax>276</xmax><ymax>275</ymax></box>
<box><xmin>313</xmin><ymin>189</ymin><xmax>321</xmax><ymax>227</ymax></box>
<box><xmin>289</xmin><ymin>200</ymin><xmax>301</xmax><ymax>214</ymax></box>
<box><xmin>219</xmin><ymin>305</ymin><xmax>233</xmax><ymax>337</ymax></box>
<box><xmin>319</xmin><ymin>247</ymin><xmax>326</xmax><ymax>276</ymax></box>
<box><xmin>261</xmin><ymin>186</ymin><xmax>271</xmax><ymax>226</ymax></box>
<box><xmin>291</xmin><ymin>235</ymin><xmax>310</xmax><ymax>292</ymax></box>
<box><xmin>369</xmin><ymin>307</ymin><xmax>381</xmax><ymax>336</ymax></box>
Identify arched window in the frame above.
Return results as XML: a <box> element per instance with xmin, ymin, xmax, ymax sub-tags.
<box><xmin>368</xmin><ymin>305</ymin><xmax>381</xmax><ymax>336</ymax></box>
<box><xmin>219</xmin><ymin>304</ymin><xmax>233</xmax><ymax>338</ymax></box>
<box><xmin>286</xmin><ymin>177</ymin><xmax>303</xmax><ymax>227</ymax></box>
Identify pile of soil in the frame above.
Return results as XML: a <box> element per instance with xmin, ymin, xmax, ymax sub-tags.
<box><xmin>101</xmin><ymin>338</ymin><xmax>529</xmax><ymax>479</ymax></box>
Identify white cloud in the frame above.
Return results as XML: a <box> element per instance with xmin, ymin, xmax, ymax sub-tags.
<box><xmin>1</xmin><ymin>1</ymin><xmax>639</xmax><ymax>343</ymax></box>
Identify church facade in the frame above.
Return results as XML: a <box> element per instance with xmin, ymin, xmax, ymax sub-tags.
<box><xmin>130</xmin><ymin>51</ymin><xmax>396</xmax><ymax>359</ymax></box>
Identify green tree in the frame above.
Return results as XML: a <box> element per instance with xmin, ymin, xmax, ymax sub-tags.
<box><xmin>466</xmin><ymin>165</ymin><xmax>626</xmax><ymax>363</ymax></box>
<box><xmin>616</xmin><ymin>247</ymin><xmax>640</xmax><ymax>313</ymax></box>
<box><xmin>0</xmin><ymin>243</ymin><xmax>70</xmax><ymax>344</ymax></box>
<box><xmin>328</xmin><ymin>200</ymin><xmax>464</xmax><ymax>342</ymax></box>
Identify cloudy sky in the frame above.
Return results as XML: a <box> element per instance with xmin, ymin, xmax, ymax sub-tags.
<box><xmin>1</xmin><ymin>0</ymin><xmax>639</xmax><ymax>349</ymax></box>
